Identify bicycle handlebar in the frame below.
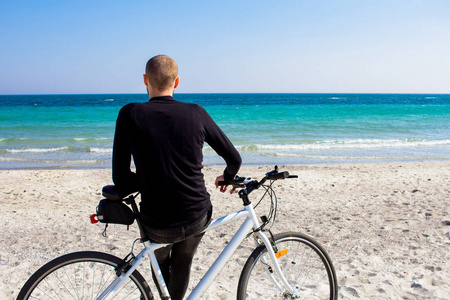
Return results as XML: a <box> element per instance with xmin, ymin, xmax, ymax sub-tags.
<box><xmin>217</xmin><ymin>166</ymin><xmax>298</xmax><ymax>206</ymax></box>
<box><xmin>218</xmin><ymin>166</ymin><xmax>298</xmax><ymax>190</ymax></box>
<box><xmin>267</xmin><ymin>171</ymin><xmax>290</xmax><ymax>180</ymax></box>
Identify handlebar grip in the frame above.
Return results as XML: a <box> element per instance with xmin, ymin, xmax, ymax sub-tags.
<box><xmin>217</xmin><ymin>181</ymin><xmax>232</xmax><ymax>186</ymax></box>
<box><xmin>268</xmin><ymin>171</ymin><xmax>289</xmax><ymax>180</ymax></box>
<box><xmin>218</xmin><ymin>176</ymin><xmax>248</xmax><ymax>186</ymax></box>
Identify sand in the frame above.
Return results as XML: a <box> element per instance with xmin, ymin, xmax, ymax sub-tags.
<box><xmin>1</xmin><ymin>162</ymin><xmax>449</xmax><ymax>299</ymax></box>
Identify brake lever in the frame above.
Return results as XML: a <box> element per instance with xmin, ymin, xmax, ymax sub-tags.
<box><xmin>265</xmin><ymin>165</ymin><xmax>279</xmax><ymax>176</ymax></box>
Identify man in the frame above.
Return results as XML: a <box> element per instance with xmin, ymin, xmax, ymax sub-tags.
<box><xmin>112</xmin><ymin>55</ymin><xmax>241</xmax><ymax>300</ymax></box>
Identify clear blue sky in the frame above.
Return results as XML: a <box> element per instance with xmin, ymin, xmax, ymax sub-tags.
<box><xmin>1</xmin><ymin>0</ymin><xmax>449</xmax><ymax>94</ymax></box>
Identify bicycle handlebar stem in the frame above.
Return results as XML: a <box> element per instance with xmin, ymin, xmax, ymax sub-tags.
<box><xmin>238</xmin><ymin>179</ymin><xmax>263</xmax><ymax>206</ymax></box>
<box><xmin>238</xmin><ymin>188</ymin><xmax>251</xmax><ymax>206</ymax></box>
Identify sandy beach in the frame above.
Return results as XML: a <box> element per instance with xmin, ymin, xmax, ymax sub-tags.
<box><xmin>1</xmin><ymin>162</ymin><xmax>449</xmax><ymax>299</ymax></box>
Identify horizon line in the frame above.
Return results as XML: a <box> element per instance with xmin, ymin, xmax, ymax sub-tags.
<box><xmin>1</xmin><ymin>92</ymin><xmax>450</xmax><ymax>96</ymax></box>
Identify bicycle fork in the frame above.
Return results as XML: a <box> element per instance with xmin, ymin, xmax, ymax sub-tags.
<box><xmin>249</xmin><ymin>216</ymin><xmax>300</xmax><ymax>298</ymax></box>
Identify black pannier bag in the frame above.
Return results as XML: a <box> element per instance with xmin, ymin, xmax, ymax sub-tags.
<box><xmin>96</xmin><ymin>199</ymin><xmax>135</xmax><ymax>226</ymax></box>
<box><xmin>96</xmin><ymin>185</ymin><xmax>136</xmax><ymax>228</ymax></box>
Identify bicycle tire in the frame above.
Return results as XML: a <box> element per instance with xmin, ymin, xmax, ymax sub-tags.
<box><xmin>17</xmin><ymin>251</ymin><xmax>153</xmax><ymax>300</ymax></box>
<box><xmin>237</xmin><ymin>232</ymin><xmax>338</xmax><ymax>300</ymax></box>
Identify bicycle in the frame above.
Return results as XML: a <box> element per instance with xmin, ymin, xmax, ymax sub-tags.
<box><xmin>17</xmin><ymin>166</ymin><xmax>338</xmax><ymax>299</ymax></box>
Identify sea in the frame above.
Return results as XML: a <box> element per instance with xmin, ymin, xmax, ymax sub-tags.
<box><xmin>1</xmin><ymin>93</ymin><xmax>449</xmax><ymax>169</ymax></box>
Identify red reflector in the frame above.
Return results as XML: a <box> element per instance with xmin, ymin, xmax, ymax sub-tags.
<box><xmin>90</xmin><ymin>214</ymin><xmax>99</xmax><ymax>224</ymax></box>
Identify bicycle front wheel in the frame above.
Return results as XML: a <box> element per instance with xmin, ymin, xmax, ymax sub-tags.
<box><xmin>17</xmin><ymin>251</ymin><xmax>153</xmax><ymax>300</ymax></box>
<box><xmin>237</xmin><ymin>232</ymin><xmax>338</xmax><ymax>300</ymax></box>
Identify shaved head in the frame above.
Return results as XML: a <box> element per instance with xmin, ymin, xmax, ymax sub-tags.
<box><xmin>145</xmin><ymin>55</ymin><xmax>178</xmax><ymax>91</ymax></box>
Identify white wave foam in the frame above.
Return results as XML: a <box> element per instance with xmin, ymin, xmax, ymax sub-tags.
<box><xmin>3</xmin><ymin>146</ymin><xmax>113</xmax><ymax>154</ymax></box>
<box><xmin>1</xmin><ymin>138</ymin><xmax>30</xmax><ymax>141</ymax></box>
<box><xmin>74</xmin><ymin>137</ymin><xmax>110</xmax><ymax>141</ymax></box>
<box><xmin>89</xmin><ymin>148</ymin><xmax>112</xmax><ymax>153</ymax></box>
<box><xmin>232</xmin><ymin>139</ymin><xmax>450</xmax><ymax>151</ymax></box>
<box><xmin>0</xmin><ymin>157</ymin><xmax>102</xmax><ymax>165</ymax></box>
<box><xmin>0</xmin><ymin>157</ymin><xmax>30</xmax><ymax>162</ymax></box>
<box><xmin>64</xmin><ymin>159</ymin><xmax>104</xmax><ymax>164</ymax></box>
<box><xmin>5</xmin><ymin>147</ymin><xmax>69</xmax><ymax>153</ymax></box>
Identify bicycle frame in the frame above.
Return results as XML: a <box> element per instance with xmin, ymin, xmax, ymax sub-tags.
<box><xmin>99</xmin><ymin>203</ymin><xmax>296</xmax><ymax>300</ymax></box>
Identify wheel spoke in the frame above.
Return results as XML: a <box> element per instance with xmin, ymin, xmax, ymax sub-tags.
<box><xmin>237</xmin><ymin>233</ymin><xmax>337</xmax><ymax>300</ymax></box>
<box><xmin>17</xmin><ymin>252</ymin><xmax>152</xmax><ymax>300</ymax></box>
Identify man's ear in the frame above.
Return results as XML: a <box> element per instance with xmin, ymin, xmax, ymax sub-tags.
<box><xmin>174</xmin><ymin>77</ymin><xmax>180</xmax><ymax>89</ymax></box>
<box><xmin>143</xmin><ymin>74</ymin><xmax>149</xmax><ymax>87</ymax></box>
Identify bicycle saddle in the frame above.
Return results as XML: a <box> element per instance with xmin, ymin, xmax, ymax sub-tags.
<box><xmin>102</xmin><ymin>185</ymin><xmax>122</xmax><ymax>201</ymax></box>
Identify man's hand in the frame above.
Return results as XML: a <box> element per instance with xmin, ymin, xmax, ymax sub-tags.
<box><xmin>215</xmin><ymin>175</ymin><xmax>236</xmax><ymax>194</ymax></box>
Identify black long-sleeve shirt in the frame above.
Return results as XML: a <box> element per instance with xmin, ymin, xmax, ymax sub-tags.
<box><xmin>112</xmin><ymin>96</ymin><xmax>241</xmax><ymax>229</ymax></box>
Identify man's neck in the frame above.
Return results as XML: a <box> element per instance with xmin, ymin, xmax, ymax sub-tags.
<box><xmin>148</xmin><ymin>88</ymin><xmax>174</xmax><ymax>98</ymax></box>
<box><xmin>150</xmin><ymin>95</ymin><xmax>173</xmax><ymax>100</ymax></box>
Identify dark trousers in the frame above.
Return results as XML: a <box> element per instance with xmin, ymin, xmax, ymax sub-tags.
<box><xmin>143</xmin><ymin>210</ymin><xmax>211</xmax><ymax>300</ymax></box>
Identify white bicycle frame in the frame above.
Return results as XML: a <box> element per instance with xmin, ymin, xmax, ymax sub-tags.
<box><xmin>98</xmin><ymin>202</ymin><xmax>297</xmax><ymax>300</ymax></box>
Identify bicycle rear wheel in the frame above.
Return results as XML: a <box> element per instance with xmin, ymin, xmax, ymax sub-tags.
<box><xmin>17</xmin><ymin>251</ymin><xmax>153</xmax><ymax>300</ymax></box>
<box><xmin>237</xmin><ymin>232</ymin><xmax>338</xmax><ymax>299</ymax></box>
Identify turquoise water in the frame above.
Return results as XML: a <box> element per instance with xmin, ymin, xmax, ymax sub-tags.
<box><xmin>1</xmin><ymin>94</ymin><xmax>449</xmax><ymax>169</ymax></box>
